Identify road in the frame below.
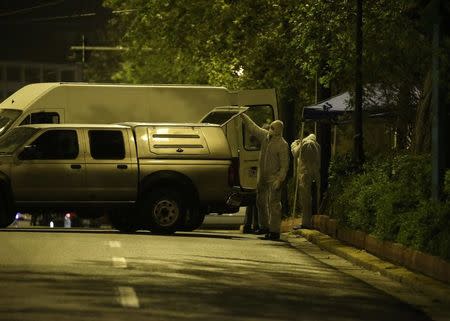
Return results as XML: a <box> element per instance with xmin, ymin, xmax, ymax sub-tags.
<box><xmin>0</xmin><ymin>228</ymin><xmax>432</xmax><ymax>321</ymax></box>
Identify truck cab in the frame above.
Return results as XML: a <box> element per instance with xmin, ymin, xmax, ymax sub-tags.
<box><xmin>0</xmin><ymin>123</ymin><xmax>237</xmax><ymax>234</ymax></box>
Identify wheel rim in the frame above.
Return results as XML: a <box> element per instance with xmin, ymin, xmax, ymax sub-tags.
<box><xmin>153</xmin><ymin>199</ymin><xmax>179</xmax><ymax>227</ymax></box>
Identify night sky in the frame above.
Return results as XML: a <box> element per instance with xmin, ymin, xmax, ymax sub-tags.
<box><xmin>1</xmin><ymin>0</ymin><xmax>110</xmax><ymax>63</ymax></box>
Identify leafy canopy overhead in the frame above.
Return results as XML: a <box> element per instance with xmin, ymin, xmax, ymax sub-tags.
<box><xmin>99</xmin><ymin>0</ymin><xmax>434</xmax><ymax>123</ymax></box>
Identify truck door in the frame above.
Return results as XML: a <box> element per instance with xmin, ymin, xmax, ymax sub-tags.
<box><xmin>12</xmin><ymin>129</ymin><xmax>86</xmax><ymax>202</ymax></box>
<box><xmin>200</xmin><ymin>105</ymin><xmax>275</xmax><ymax>190</ymax></box>
<box><xmin>233</xmin><ymin>89</ymin><xmax>278</xmax><ymax>190</ymax></box>
<box><xmin>84</xmin><ymin>128</ymin><xmax>138</xmax><ymax>202</ymax></box>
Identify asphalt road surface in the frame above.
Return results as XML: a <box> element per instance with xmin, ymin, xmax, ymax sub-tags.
<box><xmin>0</xmin><ymin>228</ymin><xmax>433</xmax><ymax>321</ymax></box>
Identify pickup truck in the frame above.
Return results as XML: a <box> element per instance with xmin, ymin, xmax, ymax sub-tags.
<box><xmin>0</xmin><ymin>122</ymin><xmax>240</xmax><ymax>233</ymax></box>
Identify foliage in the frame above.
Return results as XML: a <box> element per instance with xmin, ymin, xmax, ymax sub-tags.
<box><xmin>328</xmin><ymin>153</ymin><xmax>450</xmax><ymax>260</ymax></box>
<box><xmin>396</xmin><ymin>200</ymin><xmax>450</xmax><ymax>260</ymax></box>
<box><xmin>82</xmin><ymin>51</ymin><xmax>123</xmax><ymax>83</ymax></box>
<box><xmin>93</xmin><ymin>0</ymin><xmax>434</xmax><ymax>139</ymax></box>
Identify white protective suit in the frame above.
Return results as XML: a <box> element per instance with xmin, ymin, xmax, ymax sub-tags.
<box><xmin>241</xmin><ymin>114</ymin><xmax>289</xmax><ymax>235</ymax></box>
<box><xmin>291</xmin><ymin>134</ymin><xmax>321</xmax><ymax>228</ymax></box>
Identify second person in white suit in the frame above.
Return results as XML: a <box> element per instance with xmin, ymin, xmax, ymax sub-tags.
<box><xmin>291</xmin><ymin>133</ymin><xmax>321</xmax><ymax>228</ymax></box>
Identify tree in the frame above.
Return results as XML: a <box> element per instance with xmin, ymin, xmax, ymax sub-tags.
<box><xmin>96</xmin><ymin>0</ymin><xmax>434</xmax><ymax>151</ymax></box>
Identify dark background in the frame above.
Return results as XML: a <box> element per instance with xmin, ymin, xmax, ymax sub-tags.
<box><xmin>0</xmin><ymin>0</ymin><xmax>110</xmax><ymax>63</ymax></box>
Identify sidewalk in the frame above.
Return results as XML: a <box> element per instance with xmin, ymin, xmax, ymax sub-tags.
<box><xmin>282</xmin><ymin>228</ymin><xmax>450</xmax><ymax>315</ymax></box>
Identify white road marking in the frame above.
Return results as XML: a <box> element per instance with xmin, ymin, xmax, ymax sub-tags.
<box><xmin>117</xmin><ymin>286</ymin><xmax>140</xmax><ymax>308</ymax></box>
<box><xmin>112</xmin><ymin>257</ymin><xmax>127</xmax><ymax>268</ymax></box>
<box><xmin>108</xmin><ymin>241</ymin><xmax>122</xmax><ymax>248</ymax></box>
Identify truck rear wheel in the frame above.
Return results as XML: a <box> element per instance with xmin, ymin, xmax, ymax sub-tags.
<box><xmin>141</xmin><ymin>188</ymin><xmax>184</xmax><ymax>234</ymax></box>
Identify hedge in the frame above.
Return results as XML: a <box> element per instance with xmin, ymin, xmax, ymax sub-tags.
<box><xmin>326</xmin><ymin>153</ymin><xmax>450</xmax><ymax>261</ymax></box>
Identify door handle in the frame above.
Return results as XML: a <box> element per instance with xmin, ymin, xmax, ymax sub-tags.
<box><xmin>117</xmin><ymin>164</ymin><xmax>128</xmax><ymax>169</ymax></box>
<box><xmin>71</xmin><ymin>164</ymin><xmax>82</xmax><ymax>169</ymax></box>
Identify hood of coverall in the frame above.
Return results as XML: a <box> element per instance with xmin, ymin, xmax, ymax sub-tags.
<box><xmin>299</xmin><ymin>133</ymin><xmax>320</xmax><ymax>176</ymax></box>
<box><xmin>302</xmin><ymin>133</ymin><xmax>317</xmax><ymax>143</ymax></box>
<box><xmin>268</xmin><ymin>120</ymin><xmax>284</xmax><ymax>139</ymax></box>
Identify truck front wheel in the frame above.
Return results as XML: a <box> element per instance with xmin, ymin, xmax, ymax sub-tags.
<box><xmin>141</xmin><ymin>188</ymin><xmax>184</xmax><ymax>234</ymax></box>
<box><xmin>109</xmin><ymin>210</ymin><xmax>140</xmax><ymax>233</ymax></box>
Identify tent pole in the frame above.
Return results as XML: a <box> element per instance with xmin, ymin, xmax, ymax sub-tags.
<box><xmin>291</xmin><ymin>121</ymin><xmax>304</xmax><ymax>218</ymax></box>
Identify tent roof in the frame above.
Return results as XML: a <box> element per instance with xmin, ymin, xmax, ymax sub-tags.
<box><xmin>303</xmin><ymin>88</ymin><xmax>395</xmax><ymax>121</ymax></box>
<box><xmin>303</xmin><ymin>92</ymin><xmax>350</xmax><ymax>120</ymax></box>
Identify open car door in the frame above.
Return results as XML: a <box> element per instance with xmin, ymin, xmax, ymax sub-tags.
<box><xmin>200</xmin><ymin>105</ymin><xmax>271</xmax><ymax>193</ymax></box>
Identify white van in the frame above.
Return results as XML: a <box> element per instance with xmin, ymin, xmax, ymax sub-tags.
<box><xmin>0</xmin><ymin>82</ymin><xmax>278</xmax><ymax>190</ymax></box>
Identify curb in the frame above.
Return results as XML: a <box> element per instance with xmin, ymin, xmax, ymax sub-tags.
<box><xmin>311</xmin><ymin>215</ymin><xmax>450</xmax><ymax>284</ymax></box>
<box><xmin>284</xmin><ymin>228</ymin><xmax>450</xmax><ymax>306</ymax></box>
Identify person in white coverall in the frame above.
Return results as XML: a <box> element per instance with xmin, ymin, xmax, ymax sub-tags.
<box><xmin>240</xmin><ymin>113</ymin><xmax>289</xmax><ymax>240</ymax></box>
<box><xmin>291</xmin><ymin>134</ymin><xmax>321</xmax><ymax>228</ymax></box>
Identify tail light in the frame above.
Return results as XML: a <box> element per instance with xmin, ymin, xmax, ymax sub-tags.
<box><xmin>228</xmin><ymin>157</ymin><xmax>240</xmax><ymax>187</ymax></box>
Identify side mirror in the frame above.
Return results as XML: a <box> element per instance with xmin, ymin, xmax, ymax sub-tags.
<box><xmin>18</xmin><ymin>145</ymin><xmax>38</xmax><ymax>160</ymax></box>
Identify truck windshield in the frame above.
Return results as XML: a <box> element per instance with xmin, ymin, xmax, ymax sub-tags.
<box><xmin>0</xmin><ymin>109</ymin><xmax>22</xmax><ymax>136</ymax></box>
<box><xmin>0</xmin><ymin>127</ymin><xmax>39</xmax><ymax>154</ymax></box>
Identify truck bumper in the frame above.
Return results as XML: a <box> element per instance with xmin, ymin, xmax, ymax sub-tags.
<box><xmin>226</xmin><ymin>186</ymin><xmax>256</xmax><ymax>207</ymax></box>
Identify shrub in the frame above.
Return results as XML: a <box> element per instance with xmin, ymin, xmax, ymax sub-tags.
<box><xmin>372</xmin><ymin>154</ymin><xmax>432</xmax><ymax>240</ymax></box>
<box><xmin>328</xmin><ymin>153</ymin><xmax>450</xmax><ymax>260</ymax></box>
<box><xmin>397</xmin><ymin>201</ymin><xmax>450</xmax><ymax>260</ymax></box>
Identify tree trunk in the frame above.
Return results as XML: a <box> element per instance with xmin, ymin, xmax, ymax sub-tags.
<box><xmin>354</xmin><ymin>0</ymin><xmax>365</xmax><ymax>167</ymax></box>
<box><xmin>396</xmin><ymin>83</ymin><xmax>413</xmax><ymax>150</ymax></box>
<box><xmin>413</xmin><ymin>71</ymin><xmax>432</xmax><ymax>154</ymax></box>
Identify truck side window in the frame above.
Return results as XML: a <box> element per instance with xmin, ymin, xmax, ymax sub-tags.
<box><xmin>89</xmin><ymin>130</ymin><xmax>125</xmax><ymax>160</ymax></box>
<box><xmin>24</xmin><ymin>130</ymin><xmax>78</xmax><ymax>160</ymax></box>
<box><xmin>243</xmin><ymin>105</ymin><xmax>274</xmax><ymax>151</ymax></box>
<box><xmin>20</xmin><ymin>112</ymin><xmax>60</xmax><ymax>125</ymax></box>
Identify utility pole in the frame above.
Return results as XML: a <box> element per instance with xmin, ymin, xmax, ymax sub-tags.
<box><xmin>354</xmin><ymin>0</ymin><xmax>364</xmax><ymax>167</ymax></box>
<box><xmin>82</xmin><ymin>35</ymin><xmax>85</xmax><ymax>64</ymax></box>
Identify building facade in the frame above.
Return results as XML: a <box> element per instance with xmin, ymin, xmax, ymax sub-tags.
<box><xmin>0</xmin><ymin>61</ymin><xmax>83</xmax><ymax>101</ymax></box>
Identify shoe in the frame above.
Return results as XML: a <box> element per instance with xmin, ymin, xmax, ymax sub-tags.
<box><xmin>254</xmin><ymin>228</ymin><xmax>269</xmax><ymax>235</ymax></box>
<box><xmin>242</xmin><ymin>226</ymin><xmax>253</xmax><ymax>234</ymax></box>
<box><xmin>263</xmin><ymin>232</ymin><xmax>280</xmax><ymax>240</ymax></box>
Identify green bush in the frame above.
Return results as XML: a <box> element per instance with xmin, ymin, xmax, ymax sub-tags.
<box><xmin>373</xmin><ymin>154</ymin><xmax>432</xmax><ymax>240</ymax></box>
<box><xmin>397</xmin><ymin>201</ymin><xmax>450</xmax><ymax>260</ymax></box>
<box><xmin>328</xmin><ymin>153</ymin><xmax>450</xmax><ymax>260</ymax></box>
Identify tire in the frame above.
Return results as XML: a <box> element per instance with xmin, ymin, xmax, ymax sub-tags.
<box><xmin>140</xmin><ymin>188</ymin><xmax>185</xmax><ymax>234</ymax></box>
<box><xmin>0</xmin><ymin>192</ymin><xmax>15</xmax><ymax>228</ymax></box>
<box><xmin>178</xmin><ymin>208</ymin><xmax>205</xmax><ymax>231</ymax></box>
<box><xmin>109</xmin><ymin>210</ymin><xmax>140</xmax><ymax>233</ymax></box>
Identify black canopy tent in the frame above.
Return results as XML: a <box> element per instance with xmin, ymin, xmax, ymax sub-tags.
<box><xmin>301</xmin><ymin>89</ymin><xmax>396</xmax><ymax>153</ymax></box>
<box><xmin>302</xmin><ymin>92</ymin><xmax>349</xmax><ymax>122</ymax></box>
<box><xmin>302</xmin><ymin>89</ymin><xmax>394</xmax><ymax>122</ymax></box>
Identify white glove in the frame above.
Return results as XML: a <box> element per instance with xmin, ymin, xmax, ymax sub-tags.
<box><xmin>291</xmin><ymin>139</ymin><xmax>301</xmax><ymax>153</ymax></box>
